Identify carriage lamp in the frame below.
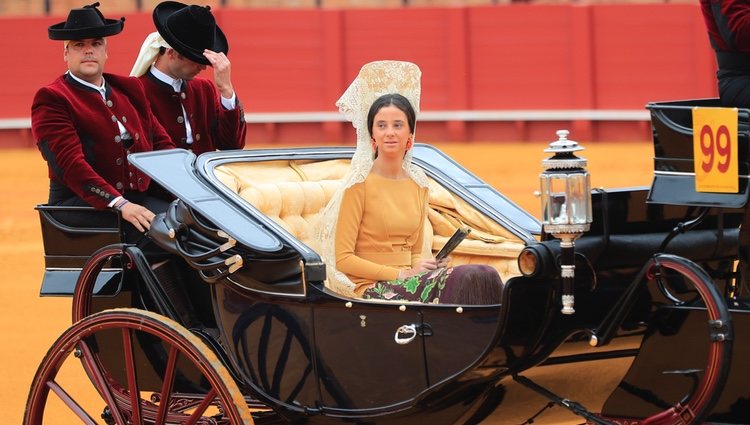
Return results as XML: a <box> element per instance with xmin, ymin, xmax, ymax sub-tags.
<box><xmin>539</xmin><ymin>130</ymin><xmax>592</xmax><ymax>315</ymax></box>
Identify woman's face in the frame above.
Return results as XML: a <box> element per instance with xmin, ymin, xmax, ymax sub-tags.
<box><xmin>371</xmin><ymin>105</ymin><xmax>413</xmax><ymax>160</ymax></box>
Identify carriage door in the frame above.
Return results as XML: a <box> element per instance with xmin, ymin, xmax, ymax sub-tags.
<box><xmin>420</xmin><ymin>307</ymin><xmax>504</xmax><ymax>386</ymax></box>
<box><xmin>313</xmin><ymin>303</ymin><xmax>428</xmax><ymax>410</ymax></box>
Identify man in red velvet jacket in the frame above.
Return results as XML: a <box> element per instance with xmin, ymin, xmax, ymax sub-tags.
<box><xmin>701</xmin><ymin>0</ymin><xmax>750</xmax><ymax>107</ymax></box>
<box><xmin>130</xmin><ymin>1</ymin><xmax>246</xmax><ymax>155</ymax></box>
<box><xmin>32</xmin><ymin>3</ymin><xmax>176</xmax><ymax>240</ymax></box>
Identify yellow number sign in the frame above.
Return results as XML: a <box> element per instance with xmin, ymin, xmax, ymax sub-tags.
<box><xmin>692</xmin><ymin>107</ymin><xmax>738</xmax><ymax>193</ymax></box>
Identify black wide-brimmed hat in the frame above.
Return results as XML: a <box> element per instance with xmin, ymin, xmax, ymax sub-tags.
<box><xmin>48</xmin><ymin>2</ymin><xmax>125</xmax><ymax>41</ymax></box>
<box><xmin>153</xmin><ymin>1</ymin><xmax>228</xmax><ymax>66</ymax></box>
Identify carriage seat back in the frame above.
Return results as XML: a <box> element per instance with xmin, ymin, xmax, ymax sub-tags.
<box><xmin>647</xmin><ymin>98</ymin><xmax>750</xmax><ymax>208</ymax></box>
<box><xmin>215</xmin><ymin>159</ymin><xmax>348</xmax><ymax>252</ymax></box>
<box><xmin>214</xmin><ymin>159</ymin><xmax>526</xmax><ymax>286</ymax></box>
<box><xmin>236</xmin><ymin>179</ymin><xmax>341</xmax><ymax>252</ymax></box>
<box><xmin>35</xmin><ymin>205</ymin><xmax>124</xmax><ymax>296</ymax></box>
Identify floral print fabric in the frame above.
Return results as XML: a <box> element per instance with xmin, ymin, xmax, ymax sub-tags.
<box><xmin>362</xmin><ymin>267</ymin><xmax>453</xmax><ymax>303</ymax></box>
<box><xmin>361</xmin><ymin>264</ymin><xmax>504</xmax><ymax>305</ymax></box>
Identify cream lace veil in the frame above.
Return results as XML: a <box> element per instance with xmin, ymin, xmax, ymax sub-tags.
<box><xmin>315</xmin><ymin>60</ymin><xmax>429</xmax><ymax>297</ymax></box>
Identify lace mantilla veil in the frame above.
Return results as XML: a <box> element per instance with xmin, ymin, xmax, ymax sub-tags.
<box><xmin>315</xmin><ymin>60</ymin><xmax>430</xmax><ymax>297</ymax></box>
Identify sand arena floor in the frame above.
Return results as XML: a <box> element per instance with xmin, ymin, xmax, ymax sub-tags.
<box><xmin>0</xmin><ymin>141</ymin><xmax>653</xmax><ymax>423</ymax></box>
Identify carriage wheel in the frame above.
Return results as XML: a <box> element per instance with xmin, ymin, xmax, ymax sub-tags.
<box><xmin>602</xmin><ymin>254</ymin><xmax>733</xmax><ymax>425</ymax></box>
<box><xmin>24</xmin><ymin>308</ymin><xmax>254</xmax><ymax>425</ymax></box>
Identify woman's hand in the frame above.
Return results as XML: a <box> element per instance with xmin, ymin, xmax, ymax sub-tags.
<box><xmin>436</xmin><ymin>255</ymin><xmax>451</xmax><ymax>269</ymax></box>
<box><xmin>398</xmin><ymin>257</ymin><xmax>449</xmax><ymax>280</ymax></box>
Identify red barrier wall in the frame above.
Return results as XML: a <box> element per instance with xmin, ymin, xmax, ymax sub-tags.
<box><xmin>0</xmin><ymin>3</ymin><xmax>717</xmax><ymax>145</ymax></box>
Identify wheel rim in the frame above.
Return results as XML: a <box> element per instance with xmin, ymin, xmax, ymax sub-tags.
<box><xmin>24</xmin><ymin>308</ymin><xmax>254</xmax><ymax>425</ymax></box>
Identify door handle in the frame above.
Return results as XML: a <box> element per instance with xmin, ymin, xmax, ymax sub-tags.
<box><xmin>394</xmin><ymin>324</ymin><xmax>417</xmax><ymax>345</ymax></box>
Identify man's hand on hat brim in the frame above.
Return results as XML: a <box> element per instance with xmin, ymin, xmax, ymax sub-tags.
<box><xmin>203</xmin><ymin>49</ymin><xmax>234</xmax><ymax>99</ymax></box>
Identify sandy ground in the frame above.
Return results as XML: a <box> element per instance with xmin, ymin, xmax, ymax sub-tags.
<box><xmin>0</xmin><ymin>141</ymin><xmax>653</xmax><ymax>424</ymax></box>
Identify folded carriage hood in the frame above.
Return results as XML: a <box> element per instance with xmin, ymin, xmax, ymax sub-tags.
<box><xmin>410</xmin><ymin>144</ymin><xmax>541</xmax><ymax>240</ymax></box>
<box><xmin>128</xmin><ymin>149</ymin><xmax>284</xmax><ymax>253</ymax></box>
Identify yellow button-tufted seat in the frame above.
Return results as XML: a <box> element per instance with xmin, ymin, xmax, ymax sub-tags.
<box><xmin>214</xmin><ymin>159</ymin><xmax>525</xmax><ymax>285</ymax></box>
<box><xmin>235</xmin><ymin>180</ymin><xmax>341</xmax><ymax>251</ymax></box>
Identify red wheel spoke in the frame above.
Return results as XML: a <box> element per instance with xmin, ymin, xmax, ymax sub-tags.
<box><xmin>185</xmin><ymin>387</ymin><xmax>218</xmax><ymax>425</ymax></box>
<box><xmin>154</xmin><ymin>346</ymin><xmax>179</xmax><ymax>425</ymax></box>
<box><xmin>78</xmin><ymin>340</ymin><xmax>128</xmax><ymax>425</ymax></box>
<box><xmin>46</xmin><ymin>380</ymin><xmax>97</xmax><ymax>425</ymax></box>
<box><xmin>122</xmin><ymin>328</ymin><xmax>143</xmax><ymax>425</ymax></box>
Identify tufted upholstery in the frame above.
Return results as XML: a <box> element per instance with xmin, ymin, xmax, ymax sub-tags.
<box><xmin>234</xmin><ymin>180</ymin><xmax>340</xmax><ymax>252</ymax></box>
<box><xmin>214</xmin><ymin>159</ymin><xmax>526</xmax><ymax>284</ymax></box>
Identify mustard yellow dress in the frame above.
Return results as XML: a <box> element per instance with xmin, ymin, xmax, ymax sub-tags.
<box><xmin>335</xmin><ymin>173</ymin><xmax>502</xmax><ymax>304</ymax></box>
<box><xmin>335</xmin><ymin>173</ymin><xmax>428</xmax><ymax>294</ymax></box>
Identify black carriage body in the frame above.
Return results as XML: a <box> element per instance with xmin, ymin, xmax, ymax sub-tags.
<box><xmin>34</xmin><ymin>116</ymin><xmax>750</xmax><ymax>423</ymax></box>
<box><xmin>127</xmin><ymin>146</ymin><xmax>532</xmax><ymax>424</ymax></box>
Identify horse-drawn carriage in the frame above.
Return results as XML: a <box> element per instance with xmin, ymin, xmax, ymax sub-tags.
<box><xmin>24</xmin><ymin>99</ymin><xmax>750</xmax><ymax>424</ymax></box>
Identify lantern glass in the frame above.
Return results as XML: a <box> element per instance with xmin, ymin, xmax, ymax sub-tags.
<box><xmin>540</xmin><ymin>171</ymin><xmax>591</xmax><ymax>226</ymax></box>
<box><xmin>567</xmin><ymin>172</ymin><xmax>592</xmax><ymax>224</ymax></box>
<box><xmin>540</xmin><ymin>173</ymin><xmax>568</xmax><ymax>225</ymax></box>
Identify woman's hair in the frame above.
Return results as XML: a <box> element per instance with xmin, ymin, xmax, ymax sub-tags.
<box><xmin>367</xmin><ymin>93</ymin><xmax>416</xmax><ymax>137</ymax></box>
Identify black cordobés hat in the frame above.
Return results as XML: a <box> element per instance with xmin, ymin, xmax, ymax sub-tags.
<box><xmin>153</xmin><ymin>1</ymin><xmax>229</xmax><ymax>66</ymax></box>
<box><xmin>48</xmin><ymin>2</ymin><xmax>125</xmax><ymax>41</ymax></box>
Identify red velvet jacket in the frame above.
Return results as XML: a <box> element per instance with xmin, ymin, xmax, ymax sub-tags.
<box><xmin>139</xmin><ymin>73</ymin><xmax>247</xmax><ymax>155</ymax></box>
<box><xmin>701</xmin><ymin>0</ymin><xmax>750</xmax><ymax>52</ymax></box>
<box><xmin>32</xmin><ymin>73</ymin><xmax>175</xmax><ymax>209</ymax></box>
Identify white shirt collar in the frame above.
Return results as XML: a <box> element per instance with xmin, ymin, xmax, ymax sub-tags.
<box><xmin>149</xmin><ymin>65</ymin><xmax>183</xmax><ymax>93</ymax></box>
<box><xmin>67</xmin><ymin>71</ymin><xmax>107</xmax><ymax>100</ymax></box>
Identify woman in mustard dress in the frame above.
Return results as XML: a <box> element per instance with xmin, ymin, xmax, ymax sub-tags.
<box><xmin>317</xmin><ymin>60</ymin><xmax>502</xmax><ymax>304</ymax></box>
